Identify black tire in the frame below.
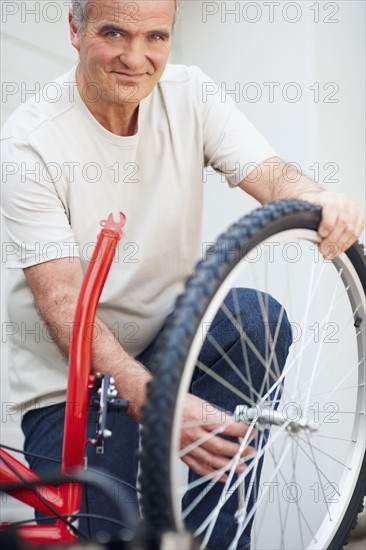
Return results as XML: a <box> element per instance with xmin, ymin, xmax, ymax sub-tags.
<box><xmin>140</xmin><ymin>200</ymin><xmax>366</xmax><ymax>550</ymax></box>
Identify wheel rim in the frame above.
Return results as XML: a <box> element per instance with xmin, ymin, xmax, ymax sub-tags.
<box><xmin>169</xmin><ymin>229</ymin><xmax>365</xmax><ymax>549</ymax></box>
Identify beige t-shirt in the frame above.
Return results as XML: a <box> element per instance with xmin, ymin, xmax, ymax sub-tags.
<box><xmin>1</xmin><ymin>64</ymin><xmax>275</xmax><ymax>410</ymax></box>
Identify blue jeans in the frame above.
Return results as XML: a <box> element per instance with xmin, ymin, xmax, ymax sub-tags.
<box><xmin>21</xmin><ymin>395</ymin><xmax>140</xmax><ymax>538</ymax></box>
<box><xmin>183</xmin><ymin>289</ymin><xmax>292</xmax><ymax>549</ymax></box>
<box><xmin>22</xmin><ymin>288</ymin><xmax>292</xmax><ymax>547</ymax></box>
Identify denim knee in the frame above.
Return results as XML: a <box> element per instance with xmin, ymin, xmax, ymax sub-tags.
<box><xmin>227</xmin><ymin>288</ymin><xmax>292</xmax><ymax>350</ymax></box>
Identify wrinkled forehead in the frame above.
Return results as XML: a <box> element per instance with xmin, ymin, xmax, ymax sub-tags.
<box><xmin>84</xmin><ymin>0</ymin><xmax>176</xmax><ymax>27</ymax></box>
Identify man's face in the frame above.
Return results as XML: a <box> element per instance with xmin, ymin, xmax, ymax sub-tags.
<box><xmin>70</xmin><ymin>0</ymin><xmax>175</xmax><ymax>105</ymax></box>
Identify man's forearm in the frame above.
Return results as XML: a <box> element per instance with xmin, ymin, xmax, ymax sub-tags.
<box><xmin>24</xmin><ymin>262</ymin><xmax>151</xmax><ymax>422</ymax></box>
<box><xmin>239</xmin><ymin>156</ymin><xmax>324</xmax><ymax>204</ymax></box>
<box><xmin>87</xmin><ymin>315</ymin><xmax>151</xmax><ymax>423</ymax></box>
<box><xmin>49</xmin><ymin>293</ymin><xmax>150</xmax><ymax>422</ymax></box>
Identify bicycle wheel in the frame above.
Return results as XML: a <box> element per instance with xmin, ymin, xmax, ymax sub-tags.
<box><xmin>140</xmin><ymin>200</ymin><xmax>365</xmax><ymax>550</ymax></box>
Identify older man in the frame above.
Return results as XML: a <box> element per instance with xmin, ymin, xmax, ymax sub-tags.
<box><xmin>1</xmin><ymin>0</ymin><xmax>364</xmax><ymax>547</ymax></box>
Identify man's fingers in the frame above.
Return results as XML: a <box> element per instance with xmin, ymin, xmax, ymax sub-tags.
<box><xmin>181</xmin><ymin>422</ymin><xmax>255</xmax><ymax>462</ymax></box>
<box><xmin>320</xmin><ymin>211</ymin><xmax>360</xmax><ymax>258</ymax></box>
<box><xmin>222</xmin><ymin>417</ymin><xmax>257</xmax><ymax>440</ymax></box>
<box><xmin>182</xmin><ymin>438</ymin><xmax>255</xmax><ymax>482</ymax></box>
<box><xmin>201</xmin><ymin>432</ymin><xmax>256</xmax><ymax>462</ymax></box>
<box><xmin>182</xmin><ymin>454</ymin><xmax>226</xmax><ymax>482</ymax></box>
<box><xmin>184</xmin><ymin>441</ymin><xmax>248</xmax><ymax>475</ymax></box>
<box><xmin>355</xmin><ymin>209</ymin><xmax>366</xmax><ymax>241</ymax></box>
<box><xmin>318</xmin><ymin>202</ymin><xmax>339</xmax><ymax>239</ymax></box>
<box><xmin>183</xmin><ymin>455</ymin><xmax>227</xmax><ymax>483</ymax></box>
<box><xmin>309</xmin><ymin>192</ymin><xmax>364</xmax><ymax>258</ymax></box>
<box><xmin>182</xmin><ymin>396</ymin><xmax>257</xmax><ymax>482</ymax></box>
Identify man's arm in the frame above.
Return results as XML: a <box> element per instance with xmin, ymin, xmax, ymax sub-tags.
<box><xmin>24</xmin><ymin>257</ymin><xmax>253</xmax><ymax>479</ymax></box>
<box><xmin>239</xmin><ymin>156</ymin><xmax>365</xmax><ymax>258</ymax></box>
<box><xmin>24</xmin><ymin>258</ymin><xmax>151</xmax><ymax>422</ymax></box>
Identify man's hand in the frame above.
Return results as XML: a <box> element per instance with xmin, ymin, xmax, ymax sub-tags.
<box><xmin>300</xmin><ymin>190</ymin><xmax>365</xmax><ymax>259</ymax></box>
<box><xmin>180</xmin><ymin>394</ymin><xmax>256</xmax><ymax>482</ymax></box>
<box><xmin>240</xmin><ymin>157</ymin><xmax>365</xmax><ymax>259</ymax></box>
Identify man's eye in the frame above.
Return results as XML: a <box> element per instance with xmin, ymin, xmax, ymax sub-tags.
<box><xmin>149</xmin><ymin>34</ymin><xmax>162</xmax><ymax>41</ymax></box>
<box><xmin>106</xmin><ymin>31</ymin><xmax>121</xmax><ymax>38</ymax></box>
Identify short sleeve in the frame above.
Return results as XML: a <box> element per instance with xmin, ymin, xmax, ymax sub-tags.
<box><xmin>1</xmin><ymin>138</ymin><xmax>80</xmax><ymax>268</ymax></box>
<box><xmin>197</xmin><ymin>69</ymin><xmax>276</xmax><ymax>187</ymax></box>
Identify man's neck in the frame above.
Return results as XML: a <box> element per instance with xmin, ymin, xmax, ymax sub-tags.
<box><xmin>88</xmin><ymin>104</ymin><xmax>139</xmax><ymax>136</ymax></box>
<box><xmin>76</xmin><ymin>68</ymin><xmax>139</xmax><ymax>137</ymax></box>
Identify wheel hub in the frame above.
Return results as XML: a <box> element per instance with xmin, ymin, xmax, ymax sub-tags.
<box><xmin>234</xmin><ymin>404</ymin><xmax>318</xmax><ymax>434</ymax></box>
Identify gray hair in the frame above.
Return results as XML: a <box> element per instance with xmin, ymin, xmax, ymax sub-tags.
<box><xmin>71</xmin><ymin>0</ymin><xmax>183</xmax><ymax>35</ymax></box>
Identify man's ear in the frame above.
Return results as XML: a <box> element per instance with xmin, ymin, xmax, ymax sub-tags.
<box><xmin>69</xmin><ymin>10</ymin><xmax>81</xmax><ymax>51</ymax></box>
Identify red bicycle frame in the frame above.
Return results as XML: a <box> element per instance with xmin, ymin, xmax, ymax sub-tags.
<box><xmin>0</xmin><ymin>212</ymin><xmax>126</xmax><ymax>544</ymax></box>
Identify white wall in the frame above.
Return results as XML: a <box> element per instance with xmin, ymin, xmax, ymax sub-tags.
<box><xmin>171</xmin><ymin>0</ymin><xmax>365</xmax><ymax>243</ymax></box>
<box><xmin>1</xmin><ymin>1</ymin><xmax>77</xmax><ymax>121</ymax></box>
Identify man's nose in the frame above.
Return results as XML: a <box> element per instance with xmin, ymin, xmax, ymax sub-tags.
<box><xmin>118</xmin><ymin>40</ymin><xmax>146</xmax><ymax>71</ymax></box>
